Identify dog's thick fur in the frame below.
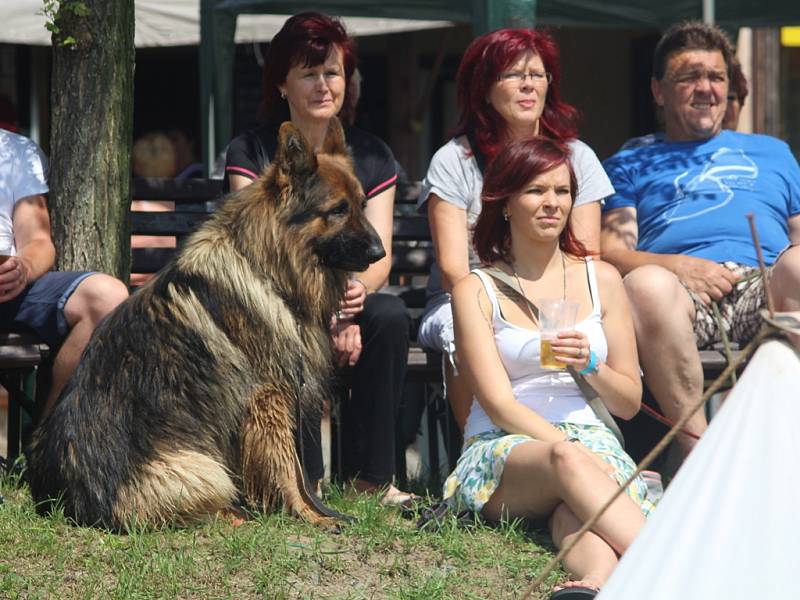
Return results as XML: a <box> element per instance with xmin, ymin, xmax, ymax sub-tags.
<box><xmin>26</xmin><ymin>119</ymin><xmax>385</xmax><ymax>530</ymax></box>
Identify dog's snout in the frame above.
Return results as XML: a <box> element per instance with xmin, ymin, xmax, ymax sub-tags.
<box><xmin>362</xmin><ymin>219</ymin><xmax>385</xmax><ymax>264</ymax></box>
<box><xmin>367</xmin><ymin>237</ymin><xmax>386</xmax><ymax>264</ymax></box>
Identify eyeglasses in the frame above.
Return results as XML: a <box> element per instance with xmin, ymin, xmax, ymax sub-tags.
<box><xmin>496</xmin><ymin>71</ymin><xmax>552</xmax><ymax>86</ymax></box>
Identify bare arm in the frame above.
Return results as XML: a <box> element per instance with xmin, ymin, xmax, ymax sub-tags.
<box><xmin>228</xmin><ymin>174</ymin><xmax>254</xmax><ymax>192</ymax></box>
<box><xmin>0</xmin><ymin>195</ymin><xmax>56</xmax><ymax>301</ymax></box>
<box><xmin>788</xmin><ymin>214</ymin><xmax>800</xmax><ymax>245</ymax></box>
<box><xmin>601</xmin><ymin>206</ymin><xmax>738</xmax><ymax>305</ymax></box>
<box><xmin>428</xmin><ymin>194</ymin><xmax>470</xmax><ymax>293</ymax></box>
<box><xmin>357</xmin><ymin>186</ymin><xmax>394</xmax><ymax>291</ymax></box>
<box><xmin>570</xmin><ymin>201</ymin><xmax>601</xmax><ymax>254</ymax></box>
<box><xmin>568</xmin><ymin>262</ymin><xmax>642</xmax><ymax>419</ymax></box>
<box><xmin>452</xmin><ymin>274</ymin><xmax>566</xmax><ymax>442</ymax></box>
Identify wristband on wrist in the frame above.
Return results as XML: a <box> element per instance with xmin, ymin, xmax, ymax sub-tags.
<box><xmin>578</xmin><ymin>350</ymin><xmax>600</xmax><ymax>376</ymax></box>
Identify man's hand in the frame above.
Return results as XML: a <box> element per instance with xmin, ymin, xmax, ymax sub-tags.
<box><xmin>0</xmin><ymin>255</ymin><xmax>30</xmax><ymax>302</ymax></box>
<box><xmin>331</xmin><ymin>319</ymin><xmax>362</xmax><ymax>367</ymax></box>
<box><xmin>666</xmin><ymin>255</ymin><xmax>739</xmax><ymax>305</ymax></box>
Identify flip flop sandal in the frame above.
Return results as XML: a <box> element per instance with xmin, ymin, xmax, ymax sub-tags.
<box><xmin>760</xmin><ymin>309</ymin><xmax>800</xmax><ymax>334</ymax></box>
<box><xmin>381</xmin><ymin>491</ymin><xmax>424</xmax><ymax>518</ymax></box>
<box><xmin>379</xmin><ymin>491</ymin><xmax>422</xmax><ymax>507</ymax></box>
<box><xmin>549</xmin><ymin>585</ymin><xmax>599</xmax><ymax>599</ymax></box>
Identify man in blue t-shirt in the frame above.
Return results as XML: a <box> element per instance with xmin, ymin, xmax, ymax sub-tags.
<box><xmin>601</xmin><ymin>22</ymin><xmax>800</xmax><ymax>465</ymax></box>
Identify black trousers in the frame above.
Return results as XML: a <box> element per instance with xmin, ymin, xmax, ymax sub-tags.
<box><xmin>302</xmin><ymin>293</ymin><xmax>410</xmax><ymax>485</ymax></box>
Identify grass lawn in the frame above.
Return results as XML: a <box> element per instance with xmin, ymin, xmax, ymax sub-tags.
<box><xmin>0</xmin><ymin>472</ymin><xmax>564</xmax><ymax>599</ymax></box>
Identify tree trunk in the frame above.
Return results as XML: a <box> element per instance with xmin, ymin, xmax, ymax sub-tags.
<box><xmin>49</xmin><ymin>0</ymin><xmax>134</xmax><ymax>281</ymax></box>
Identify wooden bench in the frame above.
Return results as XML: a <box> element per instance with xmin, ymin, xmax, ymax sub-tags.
<box><xmin>1</xmin><ymin>176</ymin><xmax>745</xmax><ymax>477</ymax></box>
<box><xmin>0</xmin><ymin>333</ymin><xmax>50</xmax><ymax>470</ymax></box>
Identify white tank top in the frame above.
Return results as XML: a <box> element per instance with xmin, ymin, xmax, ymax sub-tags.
<box><xmin>463</xmin><ymin>259</ymin><xmax>607</xmax><ymax>440</ymax></box>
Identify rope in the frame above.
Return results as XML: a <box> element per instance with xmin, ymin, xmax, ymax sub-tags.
<box><xmin>638</xmin><ymin>404</ymin><xmax>701</xmax><ymax>440</ymax></box>
<box><xmin>518</xmin><ymin>326</ymin><xmax>772</xmax><ymax>600</ymax></box>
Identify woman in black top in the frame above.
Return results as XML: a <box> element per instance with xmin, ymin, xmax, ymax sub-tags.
<box><xmin>224</xmin><ymin>12</ymin><xmax>413</xmax><ymax>507</ymax></box>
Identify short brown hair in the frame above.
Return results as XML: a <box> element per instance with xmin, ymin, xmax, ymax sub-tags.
<box><xmin>730</xmin><ymin>58</ymin><xmax>748</xmax><ymax>105</ymax></box>
<box><xmin>652</xmin><ymin>21</ymin><xmax>735</xmax><ymax>81</ymax></box>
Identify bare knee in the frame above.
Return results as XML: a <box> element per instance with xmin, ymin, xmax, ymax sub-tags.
<box><xmin>549</xmin><ymin>441</ymin><xmax>593</xmax><ymax>483</ymax></box>
<box><xmin>65</xmin><ymin>274</ymin><xmax>128</xmax><ymax>326</ymax></box>
<box><xmin>623</xmin><ymin>265</ymin><xmax>694</xmax><ymax>333</ymax></box>
<box><xmin>771</xmin><ymin>246</ymin><xmax>800</xmax><ymax>311</ymax></box>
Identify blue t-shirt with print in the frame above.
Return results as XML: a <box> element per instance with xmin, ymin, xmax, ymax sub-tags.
<box><xmin>603</xmin><ymin>130</ymin><xmax>800</xmax><ymax>266</ymax></box>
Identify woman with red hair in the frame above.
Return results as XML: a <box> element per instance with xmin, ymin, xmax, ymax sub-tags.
<box><xmin>417</xmin><ymin>28</ymin><xmax>614</xmax><ymax>429</ymax></box>
<box><xmin>224</xmin><ymin>12</ymin><xmax>415</xmax><ymax>508</ymax></box>
<box><xmin>445</xmin><ymin>138</ymin><xmax>651</xmax><ymax>599</ymax></box>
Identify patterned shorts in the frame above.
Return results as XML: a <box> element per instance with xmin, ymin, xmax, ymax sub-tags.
<box><xmin>686</xmin><ymin>262</ymin><xmax>768</xmax><ymax>349</ymax></box>
<box><xmin>442</xmin><ymin>423</ymin><xmax>656</xmax><ymax>518</ymax></box>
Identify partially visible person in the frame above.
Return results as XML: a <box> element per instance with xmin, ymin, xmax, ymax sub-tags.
<box><xmin>0</xmin><ymin>128</ymin><xmax>128</xmax><ymax>413</ymax></box>
<box><xmin>620</xmin><ymin>56</ymin><xmax>748</xmax><ymax>151</ymax></box>
<box><xmin>223</xmin><ymin>12</ymin><xmax>414</xmax><ymax>507</ymax></box>
<box><xmin>601</xmin><ymin>22</ymin><xmax>800</xmax><ymax>467</ymax></box>
<box><xmin>723</xmin><ymin>58</ymin><xmax>748</xmax><ymax>131</ymax></box>
<box><xmin>167</xmin><ymin>128</ymin><xmax>204</xmax><ymax>180</ymax></box>
<box><xmin>0</xmin><ymin>94</ymin><xmax>19</xmax><ymax>133</ymax></box>
<box><xmin>131</xmin><ymin>131</ymin><xmax>178</xmax><ymax>286</ymax></box>
<box><xmin>444</xmin><ymin>138</ymin><xmax>651</xmax><ymax>600</ymax></box>
<box><xmin>417</xmin><ymin>28</ymin><xmax>613</xmax><ymax>430</ymax></box>
<box><xmin>132</xmin><ymin>132</ymin><xmax>176</xmax><ymax>179</ymax></box>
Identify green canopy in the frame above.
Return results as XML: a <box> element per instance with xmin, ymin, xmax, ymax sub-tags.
<box><xmin>200</xmin><ymin>0</ymin><xmax>800</xmax><ymax>172</ymax></box>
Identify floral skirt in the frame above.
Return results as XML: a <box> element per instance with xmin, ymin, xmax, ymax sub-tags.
<box><xmin>442</xmin><ymin>423</ymin><xmax>656</xmax><ymax>517</ymax></box>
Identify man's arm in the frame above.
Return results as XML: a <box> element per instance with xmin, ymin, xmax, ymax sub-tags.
<box><xmin>601</xmin><ymin>206</ymin><xmax>738</xmax><ymax>305</ymax></box>
<box><xmin>788</xmin><ymin>214</ymin><xmax>800</xmax><ymax>245</ymax></box>
<box><xmin>0</xmin><ymin>194</ymin><xmax>56</xmax><ymax>301</ymax></box>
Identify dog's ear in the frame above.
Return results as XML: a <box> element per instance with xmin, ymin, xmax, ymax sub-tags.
<box><xmin>275</xmin><ymin>121</ymin><xmax>317</xmax><ymax>181</ymax></box>
<box><xmin>320</xmin><ymin>117</ymin><xmax>347</xmax><ymax>157</ymax></box>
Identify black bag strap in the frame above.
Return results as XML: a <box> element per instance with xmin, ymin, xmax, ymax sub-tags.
<box><xmin>476</xmin><ymin>266</ymin><xmax>625</xmax><ymax>446</ymax></box>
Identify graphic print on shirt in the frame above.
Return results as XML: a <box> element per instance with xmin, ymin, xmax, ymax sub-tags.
<box><xmin>664</xmin><ymin>148</ymin><xmax>757</xmax><ymax>223</ymax></box>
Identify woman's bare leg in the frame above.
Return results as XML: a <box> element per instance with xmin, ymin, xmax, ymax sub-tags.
<box><xmin>550</xmin><ymin>503</ymin><xmax>617</xmax><ymax>590</ymax></box>
<box><xmin>445</xmin><ymin>360</ymin><xmax>473</xmax><ymax>432</ymax></box>
<box><xmin>482</xmin><ymin>440</ymin><xmax>645</xmax><ymax>555</ymax></box>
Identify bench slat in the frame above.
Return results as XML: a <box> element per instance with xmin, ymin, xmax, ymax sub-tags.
<box><xmin>393</xmin><ymin>216</ymin><xmax>431</xmax><ymax>241</ymax></box>
<box><xmin>132</xmin><ymin>248</ymin><xmax>177</xmax><ymax>273</ymax></box>
<box><xmin>392</xmin><ymin>246</ymin><xmax>434</xmax><ymax>274</ymax></box>
<box><xmin>133</xmin><ymin>177</ymin><xmax>223</xmax><ymax>201</ymax></box>
<box><xmin>131</xmin><ymin>212</ymin><xmax>212</xmax><ymax>236</ymax></box>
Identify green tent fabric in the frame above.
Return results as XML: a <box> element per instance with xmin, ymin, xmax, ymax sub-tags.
<box><xmin>200</xmin><ymin>0</ymin><xmax>800</xmax><ymax>172</ymax></box>
<box><xmin>215</xmin><ymin>0</ymin><xmax>800</xmax><ymax>30</ymax></box>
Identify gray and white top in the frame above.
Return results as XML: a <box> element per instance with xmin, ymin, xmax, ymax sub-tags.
<box><xmin>417</xmin><ymin>135</ymin><xmax>615</xmax><ymax>302</ymax></box>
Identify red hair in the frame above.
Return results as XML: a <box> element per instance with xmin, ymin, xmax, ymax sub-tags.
<box><xmin>473</xmin><ymin>137</ymin><xmax>587</xmax><ymax>264</ymax></box>
<box><xmin>454</xmin><ymin>28</ymin><xmax>580</xmax><ymax>163</ymax></box>
<box><xmin>259</xmin><ymin>12</ymin><xmax>358</xmax><ymax>125</ymax></box>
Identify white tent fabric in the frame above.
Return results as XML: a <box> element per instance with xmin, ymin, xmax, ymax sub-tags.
<box><xmin>597</xmin><ymin>339</ymin><xmax>800</xmax><ymax>599</ymax></box>
<box><xmin>2</xmin><ymin>0</ymin><xmax>451</xmax><ymax>47</ymax></box>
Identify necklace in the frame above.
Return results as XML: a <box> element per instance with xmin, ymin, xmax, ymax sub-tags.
<box><xmin>511</xmin><ymin>250</ymin><xmax>567</xmax><ymax>322</ymax></box>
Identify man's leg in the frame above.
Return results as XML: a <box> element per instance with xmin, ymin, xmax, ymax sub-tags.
<box><xmin>623</xmin><ymin>265</ymin><xmax>706</xmax><ymax>461</ymax></box>
<box><xmin>770</xmin><ymin>246</ymin><xmax>800</xmax><ymax>345</ymax></box>
<box><xmin>46</xmin><ymin>274</ymin><xmax>128</xmax><ymax>413</ymax></box>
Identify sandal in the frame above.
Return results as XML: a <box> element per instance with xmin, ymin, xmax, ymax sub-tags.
<box><xmin>379</xmin><ymin>489</ymin><xmax>423</xmax><ymax>517</ymax></box>
<box><xmin>549</xmin><ymin>585</ymin><xmax>599</xmax><ymax>599</ymax></box>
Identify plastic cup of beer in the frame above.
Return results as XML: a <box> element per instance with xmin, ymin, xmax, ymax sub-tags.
<box><xmin>538</xmin><ymin>298</ymin><xmax>579</xmax><ymax>370</ymax></box>
<box><xmin>0</xmin><ymin>231</ymin><xmax>13</xmax><ymax>265</ymax></box>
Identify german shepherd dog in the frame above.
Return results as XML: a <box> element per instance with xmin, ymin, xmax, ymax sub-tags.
<box><xmin>27</xmin><ymin>119</ymin><xmax>385</xmax><ymax>530</ymax></box>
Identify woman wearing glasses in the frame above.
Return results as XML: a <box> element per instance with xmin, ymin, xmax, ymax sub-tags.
<box><xmin>417</xmin><ymin>28</ymin><xmax>614</xmax><ymax>430</ymax></box>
